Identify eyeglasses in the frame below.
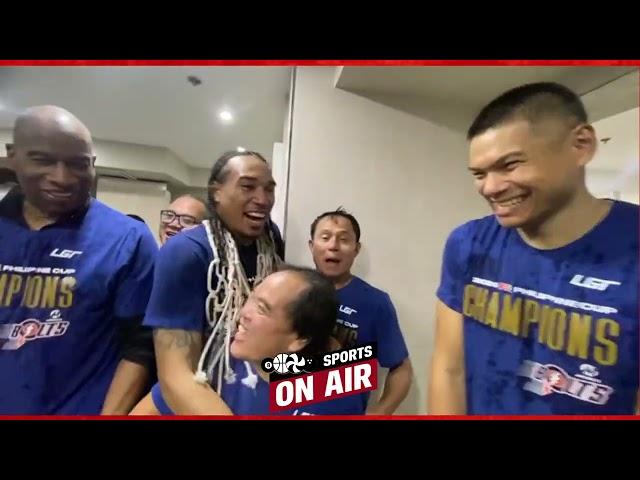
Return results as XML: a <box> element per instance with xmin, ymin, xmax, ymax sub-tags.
<box><xmin>160</xmin><ymin>210</ymin><xmax>200</xmax><ymax>228</ymax></box>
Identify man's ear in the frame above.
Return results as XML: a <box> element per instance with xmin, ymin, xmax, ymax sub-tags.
<box><xmin>572</xmin><ymin>124</ymin><xmax>597</xmax><ymax>168</ymax></box>
<box><xmin>5</xmin><ymin>144</ymin><xmax>15</xmax><ymax>169</ymax></box>
<box><xmin>208</xmin><ymin>182</ymin><xmax>222</xmax><ymax>205</ymax></box>
<box><xmin>288</xmin><ymin>336</ymin><xmax>309</xmax><ymax>353</ymax></box>
<box><xmin>355</xmin><ymin>242</ymin><xmax>361</xmax><ymax>256</ymax></box>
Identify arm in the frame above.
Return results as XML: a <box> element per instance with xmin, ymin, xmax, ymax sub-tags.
<box><xmin>366</xmin><ymin>358</ymin><xmax>413</xmax><ymax>415</ymax></box>
<box><xmin>142</xmin><ymin>229</ymin><xmax>231</xmax><ymax>414</ymax></box>
<box><xmin>428</xmin><ymin>224</ymin><xmax>472</xmax><ymax>415</ymax></box>
<box><xmin>102</xmin><ymin>227</ymin><xmax>158</xmax><ymax>415</ymax></box>
<box><xmin>367</xmin><ymin>293</ymin><xmax>412</xmax><ymax>415</ymax></box>
<box><xmin>153</xmin><ymin>328</ymin><xmax>232</xmax><ymax>415</ymax></box>
<box><xmin>102</xmin><ymin>317</ymin><xmax>155</xmax><ymax>415</ymax></box>
<box><xmin>130</xmin><ymin>390</ymin><xmax>160</xmax><ymax>416</ymax></box>
<box><xmin>428</xmin><ymin>299</ymin><xmax>466</xmax><ymax>414</ymax></box>
<box><xmin>102</xmin><ymin>360</ymin><xmax>150</xmax><ymax>415</ymax></box>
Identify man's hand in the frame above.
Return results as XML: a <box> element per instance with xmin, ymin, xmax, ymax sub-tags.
<box><xmin>428</xmin><ymin>300</ymin><xmax>466</xmax><ymax>415</ymax></box>
<box><xmin>101</xmin><ymin>360</ymin><xmax>150</xmax><ymax>415</ymax></box>
<box><xmin>366</xmin><ymin>358</ymin><xmax>412</xmax><ymax>415</ymax></box>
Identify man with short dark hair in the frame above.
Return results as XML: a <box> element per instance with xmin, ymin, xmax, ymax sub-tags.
<box><xmin>0</xmin><ymin>105</ymin><xmax>157</xmax><ymax>414</ymax></box>
<box><xmin>309</xmin><ymin>208</ymin><xmax>412</xmax><ymax>415</ymax></box>
<box><xmin>429</xmin><ymin>82</ymin><xmax>639</xmax><ymax>415</ymax></box>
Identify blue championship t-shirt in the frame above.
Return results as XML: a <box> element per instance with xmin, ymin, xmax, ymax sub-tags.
<box><xmin>334</xmin><ymin>276</ymin><xmax>410</xmax><ymax>412</ymax></box>
<box><xmin>437</xmin><ymin>200</ymin><xmax>639</xmax><ymax>414</ymax></box>
<box><xmin>0</xmin><ymin>189</ymin><xmax>157</xmax><ymax>414</ymax></box>
<box><xmin>150</xmin><ymin>355</ymin><xmax>364</xmax><ymax>415</ymax></box>
<box><xmin>143</xmin><ymin>222</ymin><xmax>283</xmax><ymax>333</ymax></box>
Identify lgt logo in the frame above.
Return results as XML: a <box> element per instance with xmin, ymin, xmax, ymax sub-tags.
<box><xmin>339</xmin><ymin>305</ymin><xmax>358</xmax><ymax>315</ymax></box>
<box><xmin>570</xmin><ymin>274</ymin><xmax>620</xmax><ymax>291</ymax></box>
<box><xmin>50</xmin><ymin>249</ymin><xmax>82</xmax><ymax>259</ymax></box>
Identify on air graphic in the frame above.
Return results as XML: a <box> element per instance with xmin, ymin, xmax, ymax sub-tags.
<box><xmin>262</xmin><ymin>342</ymin><xmax>378</xmax><ymax>412</ymax></box>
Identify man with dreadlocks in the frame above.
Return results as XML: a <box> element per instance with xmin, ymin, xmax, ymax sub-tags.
<box><xmin>143</xmin><ymin>151</ymin><xmax>284</xmax><ymax>414</ymax></box>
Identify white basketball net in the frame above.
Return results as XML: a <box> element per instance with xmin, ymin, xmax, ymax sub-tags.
<box><xmin>193</xmin><ymin>218</ymin><xmax>281</xmax><ymax>394</ymax></box>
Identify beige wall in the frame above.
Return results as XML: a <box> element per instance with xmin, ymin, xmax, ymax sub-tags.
<box><xmin>97</xmin><ymin>177</ymin><xmax>170</xmax><ymax>245</ymax></box>
<box><xmin>285</xmin><ymin>67</ymin><xmax>487</xmax><ymax>414</ymax></box>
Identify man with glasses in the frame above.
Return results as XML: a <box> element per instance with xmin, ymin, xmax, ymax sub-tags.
<box><xmin>159</xmin><ymin>195</ymin><xmax>207</xmax><ymax>245</ymax></box>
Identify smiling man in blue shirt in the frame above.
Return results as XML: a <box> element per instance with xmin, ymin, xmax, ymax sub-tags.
<box><xmin>0</xmin><ymin>105</ymin><xmax>157</xmax><ymax>415</ymax></box>
<box><xmin>429</xmin><ymin>83</ymin><xmax>639</xmax><ymax>415</ymax></box>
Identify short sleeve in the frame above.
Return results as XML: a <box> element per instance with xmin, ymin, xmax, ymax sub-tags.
<box><xmin>375</xmin><ymin>294</ymin><xmax>409</xmax><ymax>369</ymax></box>
<box><xmin>113</xmin><ymin>227</ymin><xmax>158</xmax><ymax>318</ymax></box>
<box><xmin>436</xmin><ymin>223</ymin><xmax>473</xmax><ymax>314</ymax></box>
<box><xmin>151</xmin><ymin>382</ymin><xmax>174</xmax><ymax>415</ymax></box>
<box><xmin>143</xmin><ymin>233</ymin><xmax>209</xmax><ymax>332</ymax></box>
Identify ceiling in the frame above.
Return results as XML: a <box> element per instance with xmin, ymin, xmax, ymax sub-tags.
<box><xmin>0</xmin><ymin>67</ymin><xmax>292</xmax><ymax>168</ymax></box>
<box><xmin>335</xmin><ymin>66</ymin><xmax>639</xmax><ymax>133</ymax></box>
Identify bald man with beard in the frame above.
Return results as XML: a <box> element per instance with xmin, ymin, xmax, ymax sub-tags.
<box><xmin>0</xmin><ymin>105</ymin><xmax>157</xmax><ymax>415</ymax></box>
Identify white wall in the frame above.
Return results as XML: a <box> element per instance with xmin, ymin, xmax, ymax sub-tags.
<box><xmin>271</xmin><ymin>69</ymin><xmax>296</xmax><ymax>237</ymax></box>
<box><xmin>271</xmin><ymin>141</ymin><xmax>287</xmax><ymax>232</ymax></box>
<box><xmin>286</xmin><ymin>67</ymin><xmax>487</xmax><ymax>414</ymax></box>
<box><xmin>586</xmin><ymin>107</ymin><xmax>639</xmax><ymax>204</ymax></box>
<box><xmin>188</xmin><ymin>167</ymin><xmax>210</xmax><ymax>189</ymax></box>
<box><xmin>586</xmin><ymin>168</ymin><xmax>639</xmax><ymax>204</ymax></box>
<box><xmin>97</xmin><ymin>177</ymin><xmax>170</xmax><ymax>245</ymax></box>
<box><xmin>168</xmin><ymin>185</ymin><xmax>209</xmax><ymax>204</ymax></box>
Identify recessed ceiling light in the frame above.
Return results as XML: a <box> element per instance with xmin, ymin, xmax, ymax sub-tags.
<box><xmin>237</xmin><ymin>147</ymin><xmax>246</xmax><ymax>152</ymax></box>
<box><xmin>219</xmin><ymin>110</ymin><xmax>233</xmax><ymax>122</ymax></box>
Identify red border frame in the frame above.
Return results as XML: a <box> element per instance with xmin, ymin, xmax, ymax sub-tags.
<box><xmin>0</xmin><ymin>60</ymin><xmax>639</xmax><ymax>66</ymax></box>
<box><xmin>0</xmin><ymin>59</ymin><xmax>637</xmax><ymax>420</ymax></box>
<box><xmin>0</xmin><ymin>415</ymin><xmax>637</xmax><ymax>420</ymax></box>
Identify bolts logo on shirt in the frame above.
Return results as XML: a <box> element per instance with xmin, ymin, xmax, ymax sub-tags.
<box><xmin>0</xmin><ymin>310</ymin><xmax>70</xmax><ymax>350</ymax></box>
<box><xmin>518</xmin><ymin>360</ymin><xmax>614</xmax><ymax>405</ymax></box>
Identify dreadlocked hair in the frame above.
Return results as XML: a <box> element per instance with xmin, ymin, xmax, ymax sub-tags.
<box><xmin>193</xmin><ymin>151</ymin><xmax>283</xmax><ymax>393</ymax></box>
